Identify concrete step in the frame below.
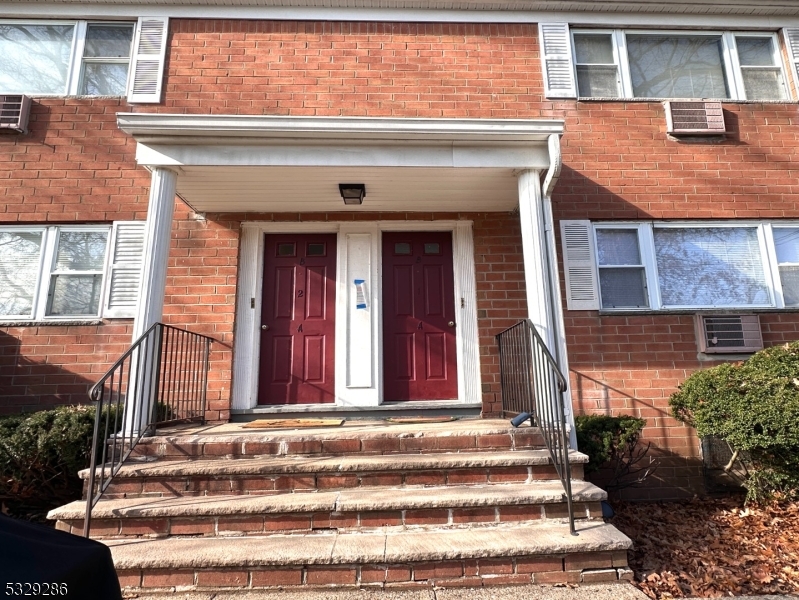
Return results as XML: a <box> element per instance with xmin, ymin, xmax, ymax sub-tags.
<box><xmin>85</xmin><ymin>449</ymin><xmax>587</xmax><ymax>498</ymax></box>
<box><xmin>129</xmin><ymin>419</ymin><xmax>546</xmax><ymax>460</ymax></box>
<box><xmin>108</xmin><ymin>520</ymin><xmax>633</xmax><ymax>592</ymax></box>
<box><xmin>52</xmin><ymin>480</ymin><xmax>606</xmax><ymax>538</ymax></box>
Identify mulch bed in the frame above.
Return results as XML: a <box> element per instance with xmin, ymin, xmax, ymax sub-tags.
<box><xmin>610</xmin><ymin>496</ymin><xmax>799</xmax><ymax>598</ymax></box>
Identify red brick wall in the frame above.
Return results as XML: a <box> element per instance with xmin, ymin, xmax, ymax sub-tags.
<box><xmin>1</xmin><ymin>20</ymin><xmax>799</xmax><ymax>497</ymax></box>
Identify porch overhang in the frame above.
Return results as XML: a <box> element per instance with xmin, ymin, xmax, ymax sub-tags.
<box><xmin>117</xmin><ymin>114</ymin><xmax>564</xmax><ymax>213</ymax></box>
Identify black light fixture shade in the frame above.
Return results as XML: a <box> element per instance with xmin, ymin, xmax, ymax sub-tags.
<box><xmin>339</xmin><ymin>183</ymin><xmax>366</xmax><ymax>205</ymax></box>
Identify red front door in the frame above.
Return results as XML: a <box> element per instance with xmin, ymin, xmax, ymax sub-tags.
<box><xmin>258</xmin><ymin>234</ymin><xmax>336</xmax><ymax>405</ymax></box>
<box><xmin>382</xmin><ymin>231</ymin><xmax>458</xmax><ymax>401</ymax></box>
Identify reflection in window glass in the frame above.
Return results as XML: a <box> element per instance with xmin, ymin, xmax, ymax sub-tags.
<box><xmin>0</xmin><ymin>24</ymin><xmax>74</xmax><ymax>94</ymax></box>
<box><xmin>0</xmin><ymin>231</ymin><xmax>43</xmax><ymax>316</ymax></box>
<box><xmin>774</xmin><ymin>227</ymin><xmax>799</xmax><ymax>306</ymax></box>
<box><xmin>394</xmin><ymin>242</ymin><xmax>411</xmax><ymax>255</ymax></box>
<box><xmin>46</xmin><ymin>230</ymin><xmax>108</xmax><ymax>317</ymax></box>
<box><xmin>595</xmin><ymin>229</ymin><xmax>648</xmax><ymax>308</ymax></box>
<box><xmin>736</xmin><ymin>37</ymin><xmax>786</xmax><ymax>101</ymax></box>
<box><xmin>627</xmin><ymin>35</ymin><xmax>729</xmax><ymax>99</ymax></box>
<box><xmin>574</xmin><ymin>33</ymin><xmax>620</xmax><ymax>98</ymax></box>
<box><xmin>80</xmin><ymin>24</ymin><xmax>133</xmax><ymax>95</ymax></box>
<box><xmin>654</xmin><ymin>227</ymin><xmax>769</xmax><ymax>306</ymax></box>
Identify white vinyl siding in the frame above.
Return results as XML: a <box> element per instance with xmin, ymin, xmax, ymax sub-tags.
<box><xmin>563</xmin><ymin>221</ymin><xmax>799</xmax><ymax>312</ymax></box>
<box><xmin>569</xmin><ymin>28</ymin><xmax>790</xmax><ymax>101</ymax></box>
<box><xmin>0</xmin><ymin>223</ymin><xmax>144</xmax><ymax>321</ymax></box>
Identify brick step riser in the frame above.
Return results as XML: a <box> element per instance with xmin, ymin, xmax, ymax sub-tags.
<box><xmin>128</xmin><ymin>432</ymin><xmax>546</xmax><ymax>460</ymax></box>
<box><xmin>117</xmin><ymin>552</ymin><xmax>632</xmax><ymax>591</ymax></box>
<box><xmin>95</xmin><ymin>464</ymin><xmax>585</xmax><ymax>499</ymax></box>
<box><xmin>58</xmin><ymin>501</ymin><xmax>602</xmax><ymax>538</ymax></box>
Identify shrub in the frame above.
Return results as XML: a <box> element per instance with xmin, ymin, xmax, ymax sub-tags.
<box><xmin>0</xmin><ymin>405</ymin><xmax>101</xmax><ymax>519</ymax></box>
<box><xmin>669</xmin><ymin>341</ymin><xmax>799</xmax><ymax>502</ymax></box>
<box><xmin>574</xmin><ymin>414</ymin><xmax>654</xmax><ymax>491</ymax></box>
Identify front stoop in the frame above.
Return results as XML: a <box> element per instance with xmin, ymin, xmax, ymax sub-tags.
<box><xmin>47</xmin><ymin>419</ymin><xmax>633</xmax><ymax>592</ymax></box>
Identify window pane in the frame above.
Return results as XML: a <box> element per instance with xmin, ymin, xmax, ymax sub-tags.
<box><xmin>0</xmin><ymin>24</ymin><xmax>74</xmax><ymax>94</ymax></box>
<box><xmin>576</xmin><ymin>66</ymin><xmax>620</xmax><ymax>97</ymax></box>
<box><xmin>307</xmin><ymin>243</ymin><xmax>326</xmax><ymax>256</ymax></box>
<box><xmin>55</xmin><ymin>231</ymin><xmax>108</xmax><ymax>271</ymax></box>
<box><xmin>736</xmin><ymin>37</ymin><xmax>776</xmax><ymax>67</ymax></box>
<box><xmin>599</xmin><ymin>268</ymin><xmax>649</xmax><ymax>308</ymax></box>
<box><xmin>394</xmin><ymin>242</ymin><xmax>411</xmax><ymax>255</ymax></box>
<box><xmin>47</xmin><ymin>274</ymin><xmax>103</xmax><ymax>316</ymax></box>
<box><xmin>83</xmin><ymin>24</ymin><xmax>133</xmax><ymax>58</ymax></box>
<box><xmin>774</xmin><ymin>228</ymin><xmax>799</xmax><ymax>263</ymax></box>
<box><xmin>779</xmin><ymin>266</ymin><xmax>799</xmax><ymax>306</ymax></box>
<box><xmin>596</xmin><ymin>229</ymin><xmax>641</xmax><ymax>265</ymax></box>
<box><xmin>81</xmin><ymin>63</ymin><xmax>129</xmax><ymax>95</ymax></box>
<box><xmin>574</xmin><ymin>34</ymin><xmax>615</xmax><ymax>64</ymax></box>
<box><xmin>742</xmin><ymin>69</ymin><xmax>787</xmax><ymax>101</ymax></box>
<box><xmin>277</xmin><ymin>243</ymin><xmax>295</xmax><ymax>257</ymax></box>
<box><xmin>654</xmin><ymin>227</ymin><xmax>769</xmax><ymax>306</ymax></box>
<box><xmin>0</xmin><ymin>231</ymin><xmax>43</xmax><ymax>316</ymax></box>
<box><xmin>627</xmin><ymin>35</ymin><xmax>730</xmax><ymax>99</ymax></box>
<box><xmin>424</xmin><ymin>243</ymin><xmax>440</xmax><ymax>255</ymax></box>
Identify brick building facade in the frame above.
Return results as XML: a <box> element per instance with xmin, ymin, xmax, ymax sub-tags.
<box><xmin>2</xmin><ymin>5</ymin><xmax>799</xmax><ymax>498</ymax></box>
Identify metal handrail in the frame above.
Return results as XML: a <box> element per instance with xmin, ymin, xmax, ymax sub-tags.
<box><xmin>83</xmin><ymin>323</ymin><xmax>213</xmax><ymax>537</ymax></box>
<box><xmin>496</xmin><ymin>319</ymin><xmax>577</xmax><ymax>535</ymax></box>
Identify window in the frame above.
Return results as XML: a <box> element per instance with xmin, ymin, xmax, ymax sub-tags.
<box><xmin>0</xmin><ymin>20</ymin><xmax>134</xmax><ymax>96</ymax></box>
<box><xmin>570</xmin><ymin>30</ymin><xmax>789</xmax><ymax>100</ymax></box>
<box><xmin>0</xmin><ymin>223</ymin><xmax>144</xmax><ymax>321</ymax></box>
<box><xmin>560</xmin><ymin>221</ymin><xmax>799</xmax><ymax>311</ymax></box>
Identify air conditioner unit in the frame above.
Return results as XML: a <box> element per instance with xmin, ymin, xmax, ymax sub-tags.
<box><xmin>694</xmin><ymin>314</ymin><xmax>763</xmax><ymax>354</ymax></box>
<box><xmin>664</xmin><ymin>101</ymin><xmax>726</xmax><ymax>135</ymax></box>
<box><xmin>0</xmin><ymin>95</ymin><xmax>32</xmax><ymax>134</ymax></box>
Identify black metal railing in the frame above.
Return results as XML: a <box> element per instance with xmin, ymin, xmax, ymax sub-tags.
<box><xmin>83</xmin><ymin>322</ymin><xmax>213</xmax><ymax>537</ymax></box>
<box><xmin>496</xmin><ymin>319</ymin><xmax>576</xmax><ymax>535</ymax></box>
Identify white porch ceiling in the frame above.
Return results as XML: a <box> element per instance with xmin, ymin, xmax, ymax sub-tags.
<box><xmin>175</xmin><ymin>166</ymin><xmax>520</xmax><ymax>213</ymax></box>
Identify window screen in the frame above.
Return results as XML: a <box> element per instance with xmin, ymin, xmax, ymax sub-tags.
<box><xmin>596</xmin><ymin>229</ymin><xmax>648</xmax><ymax>308</ymax></box>
<box><xmin>573</xmin><ymin>33</ymin><xmax>620</xmax><ymax>98</ymax></box>
<box><xmin>774</xmin><ymin>227</ymin><xmax>799</xmax><ymax>306</ymax></box>
<box><xmin>80</xmin><ymin>24</ymin><xmax>134</xmax><ymax>95</ymax></box>
<box><xmin>735</xmin><ymin>36</ymin><xmax>787</xmax><ymax>101</ymax></box>
<box><xmin>46</xmin><ymin>230</ymin><xmax>108</xmax><ymax>316</ymax></box>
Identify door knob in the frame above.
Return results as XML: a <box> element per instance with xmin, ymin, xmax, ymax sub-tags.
<box><xmin>448</xmin><ymin>321</ymin><xmax>455</xmax><ymax>328</ymax></box>
<box><xmin>261</xmin><ymin>324</ymin><xmax>269</xmax><ymax>330</ymax></box>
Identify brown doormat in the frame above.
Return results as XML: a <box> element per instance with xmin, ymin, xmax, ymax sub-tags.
<box><xmin>384</xmin><ymin>416</ymin><xmax>459</xmax><ymax>424</ymax></box>
<box><xmin>241</xmin><ymin>418</ymin><xmax>345</xmax><ymax>429</ymax></box>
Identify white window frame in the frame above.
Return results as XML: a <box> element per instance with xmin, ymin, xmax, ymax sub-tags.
<box><xmin>0</xmin><ymin>19</ymin><xmax>135</xmax><ymax>96</ymax></box>
<box><xmin>0</xmin><ymin>223</ymin><xmax>144</xmax><ymax>322</ymax></box>
<box><xmin>589</xmin><ymin>221</ymin><xmax>798</xmax><ymax>312</ymax></box>
<box><xmin>570</xmin><ymin>29</ymin><xmax>790</xmax><ymax>101</ymax></box>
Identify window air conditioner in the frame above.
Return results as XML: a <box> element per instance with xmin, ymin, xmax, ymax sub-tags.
<box><xmin>0</xmin><ymin>95</ymin><xmax>32</xmax><ymax>134</ymax></box>
<box><xmin>664</xmin><ymin>101</ymin><xmax>726</xmax><ymax>135</ymax></box>
<box><xmin>694</xmin><ymin>314</ymin><xmax>763</xmax><ymax>354</ymax></box>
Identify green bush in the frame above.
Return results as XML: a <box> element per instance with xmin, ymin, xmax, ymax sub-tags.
<box><xmin>0</xmin><ymin>405</ymin><xmax>105</xmax><ymax>519</ymax></box>
<box><xmin>669</xmin><ymin>341</ymin><xmax>799</xmax><ymax>502</ymax></box>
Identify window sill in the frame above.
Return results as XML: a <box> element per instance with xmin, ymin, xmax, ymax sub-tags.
<box><xmin>596</xmin><ymin>308</ymin><xmax>799</xmax><ymax>316</ymax></box>
<box><xmin>0</xmin><ymin>319</ymin><xmax>104</xmax><ymax>327</ymax></box>
<box><xmin>570</xmin><ymin>97</ymin><xmax>799</xmax><ymax>104</ymax></box>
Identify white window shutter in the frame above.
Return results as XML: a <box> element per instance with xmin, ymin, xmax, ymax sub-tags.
<box><xmin>127</xmin><ymin>17</ymin><xmax>169</xmax><ymax>103</ymax></box>
<box><xmin>560</xmin><ymin>220</ymin><xmax>600</xmax><ymax>310</ymax></box>
<box><xmin>104</xmin><ymin>222</ymin><xmax>146</xmax><ymax>318</ymax></box>
<box><xmin>539</xmin><ymin>23</ymin><xmax>577</xmax><ymax>98</ymax></box>
<box><xmin>783</xmin><ymin>28</ymin><xmax>799</xmax><ymax>100</ymax></box>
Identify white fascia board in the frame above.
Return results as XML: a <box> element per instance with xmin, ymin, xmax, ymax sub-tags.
<box><xmin>2</xmin><ymin>3</ymin><xmax>799</xmax><ymax>25</ymax></box>
<box><xmin>118</xmin><ymin>114</ymin><xmax>564</xmax><ymax>143</ymax></box>
<box><xmin>135</xmin><ymin>142</ymin><xmax>550</xmax><ymax>169</ymax></box>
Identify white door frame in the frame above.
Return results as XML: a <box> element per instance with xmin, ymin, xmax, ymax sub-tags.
<box><xmin>232</xmin><ymin>220</ymin><xmax>480</xmax><ymax>410</ymax></box>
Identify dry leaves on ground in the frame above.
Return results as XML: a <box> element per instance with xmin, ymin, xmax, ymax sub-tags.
<box><xmin>610</xmin><ymin>496</ymin><xmax>799</xmax><ymax>599</ymax></box>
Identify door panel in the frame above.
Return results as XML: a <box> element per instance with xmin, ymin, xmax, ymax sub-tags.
<box><xmin>382</xmin><ymin>231</ymin><xmax>457</xmax><ymax>401</ymax></box>
<box><xmin>258</xmin><ymin>234</ymin><xmax>336</xmax><ymax>405</ymax></box>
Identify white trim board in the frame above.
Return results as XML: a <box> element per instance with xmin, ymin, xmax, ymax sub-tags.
<box><xmin>232</xmin><ymin>220</ymin><xmax>481</xmax><ymax>411</ymax></box>
<box><xmin>3</xmin><ymin>4</ymin><xmax>799</xmax><ymax>25</ymax></box>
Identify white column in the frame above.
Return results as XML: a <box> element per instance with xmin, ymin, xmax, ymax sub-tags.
<box><xmin>517</xmin><ymin>169</ymin><xmax>553</xmax><ymax>343</ymax></box>
<box><xmin>517</xmin><ymin>169</ymin><xmax>577</xmax><ymax>447</ymax></box>
<box><xmin>132</xmin><ymin>167</ymin><xmax>177</xmax><ymax>340</ymax></box>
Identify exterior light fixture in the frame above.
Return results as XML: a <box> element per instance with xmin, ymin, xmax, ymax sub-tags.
<box><xmin>339</xmin><ymin>183</ymin><xmax>366</xmax><ymax>205</ymax></box>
